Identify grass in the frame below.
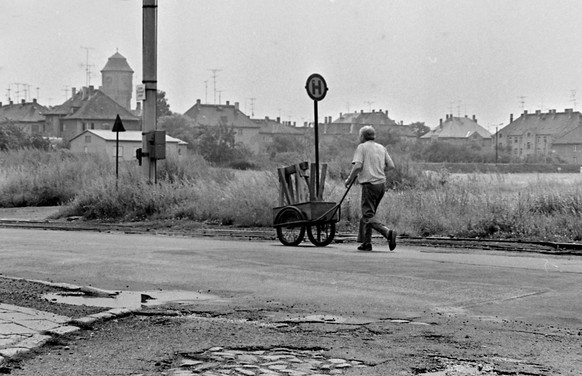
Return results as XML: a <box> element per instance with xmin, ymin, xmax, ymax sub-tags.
<box><xmin>1</xmin><ymin>149</ymin><xmax>582</xmax><ymax>242</ymax></box>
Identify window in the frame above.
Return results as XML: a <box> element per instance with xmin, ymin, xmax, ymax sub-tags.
<box><xmin>527</xmin><ymin>142</ymin><xmax>531</xmax><ymax>149</ymax></box>
<box><xmin>91</xmin><ymin>122</ymin><xmax>95</xmax><ymax>130</ymax></box>
<box><xmin>85</xmin><ymin>135</ymin><xmax>91</xmax><ymax>143</ymax></box>
<box><xmin>514</xmin><ymin>137</ymin><xmax>518</xmax><ymax>144</ymax></box>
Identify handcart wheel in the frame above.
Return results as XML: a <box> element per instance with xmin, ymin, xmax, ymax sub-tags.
<box><xmin>307</xmin><ymin>222</ymin><xmax>336</xmax><ymax>247</ymax></box>
<box><xmin>275</xmin><ymin>206</ymin><xmax>306</xmax><ymax>246</ymax></box>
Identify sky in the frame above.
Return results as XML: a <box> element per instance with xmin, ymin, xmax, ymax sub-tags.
<box><xmin>2</xmin><ymin>0</ymin><xmax>582</xmax><ymax>131</ymax></box>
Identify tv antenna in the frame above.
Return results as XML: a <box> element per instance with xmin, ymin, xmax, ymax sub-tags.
<box><xmin>208</xmin><ymin>68</ymin><xmax>222</xmax><ymax>104</ymax></box>
<box><xmin>364</xmin><ymin>101</ymin><xmax>374</xmax><ymax>112</ymax></box>
<box><xmin>249</xmin><ymin>97</ymin><xmax>256</xmax><ymax>117</ymax></box>
<box><xmin>518</xmin><ymin>96</ymin><xmax>526</xmax><ymax>111</ymax></box>
<box><xmin>80</xmin><ymin>46</ymin><xmax>95</xmax><ymax>86</ymax></box>
<box><xmin>571</xmin><ymin>90</ymin><xmax>577</xmax><ymax>110</ymax></box>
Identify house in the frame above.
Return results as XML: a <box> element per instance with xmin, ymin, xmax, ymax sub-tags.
<box><xmin>421</xmin><ymin>114</ymin><xmax>492</xmax><ymax>147</ymax></box>
<box><xmin>183</xmin><ymin>99</ymin><xmax>261</xmax><ymax>153</ymax></box>
<box><xmin>552</xmin><ymin>127</ymin><xmax>582</xmax><ymax>164</ymax></box>
<box><xmin>325</xmin><ymin>109</ymin><xmax>398</xmax><ymax>136</ymax></box>
<box><xmin>43</xmin><ymin>86</ymin><xmax>141</xmax><ymax>141</ymax></box>
<box><xmin>253</xmin><ymin>117</ymin><xmax>306</xmax><ymax>154</ymax></box>
<box><xmin>0</xmin><ymin>99</ymin><xmax>49</xmax><ymax>136</ymax></box>
<box><xmin>69</xmin><ymin>129</ymin><xmax>187</xmax><ymax>161</ymax></box>
<box><xmin>496</xmin><ymin>109</ymin><xmax>582</xmax><ymax>162</ymax></box>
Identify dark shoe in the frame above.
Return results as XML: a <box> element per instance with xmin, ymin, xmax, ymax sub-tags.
<box><xmin>388</xmin><ymin>230</ymin><xmax>397</xmax><ymax>251</ymax></box>
<box><xmin>357</xmin><ymin>243</ymin><xmax>372</xmax><ymax>251</ymax></box>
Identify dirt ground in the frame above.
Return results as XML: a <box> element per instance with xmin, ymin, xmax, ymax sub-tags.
<box><xmin>1</xmin><ymin>277</ymin><xmax>580</xmax><ymax>376</ymax></box>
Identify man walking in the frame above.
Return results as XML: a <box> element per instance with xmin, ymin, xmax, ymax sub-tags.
<box><xmin>344</xmin><ymin>126</ymin><xmax>397</xmax><ymax>251</ymax></box>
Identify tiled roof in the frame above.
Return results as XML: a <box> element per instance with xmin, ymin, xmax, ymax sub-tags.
<box><xmin>184</xmin><ymin>102</ymin><xmax>259</xmax><ymax>129</ymax></box>
<box><xmin>0</xmin><ymin>100</ymin><xmax>48</xmax><ymax>123</ymax></box>
<box><xmin>332</xmin><ymin>110</ymin><xmax>396</xmax><ymax>126</ymax></box>
<box><xmin>100</xmin><ymin>52</ymin><xmax>134</xmax><ymax>73</ymax></box>
<box><xmin>421</xmin><ymin>116</ymin><xmax>491</xmax><ymax>139</ymax></box>
<box><xmin>499</xmin><ymin>110</ymin><xmax>582</xmax><ymax>137</ymax></box>
<box><xmin>254</xmin><ymin>118</ymin><xmax>305</xmax><ymax>135</ymax></box>
<box><xmin>553</xmin><ymin>126</ymin><xmax>582</xmax><ymax>145</ymax></box>
<box><xmin>44</xmin><ymin>88</ymin><xmax>139</xmax><ymax>121</ymax></box>
<box><xmin>70</xmin><ymin>129</ymin><xmax>186</xmax><ymax>144</ymax></box>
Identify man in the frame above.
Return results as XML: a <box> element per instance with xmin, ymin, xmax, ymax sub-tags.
<box><xmin>344</xmin><ymin>125</ymin><xmax>396</xmax><ymax>251</ymax></box>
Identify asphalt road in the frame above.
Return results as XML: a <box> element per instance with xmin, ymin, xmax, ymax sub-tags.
<box><xmin>1</xmin><ymin>227</ymin><xmax>582</xmax><ymax>375</ymax></box>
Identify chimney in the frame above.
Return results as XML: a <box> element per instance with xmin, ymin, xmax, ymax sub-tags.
<box><xmin>472</xmin><ymin>114</ymin><xmax>476</xmax><ymax>121</ymax></box>
<box><xmin>510</xmin><ymin>113</ymin><xmax>513</xmax><ymax>123</ymax></box>
<box><xmin>535</xmin><ymin>110</ymin><xmax>541</xmax><ymax>115</ymax></box>
<box><xmin>196</xmin><ymin>99</ymin><xmax>201</xmax><ymax>105</ymax></box>
<box><xmin>235</xmin><ymin>102</ymin><xmax>239</xmax><ymax>110</ymax></box>
<box><xmin>339</xmin><ymin>112</ymin><xmax>343</xmax><ymax>118</ymax></box>
<box><xmin>276</xmin><ymin>117</ymin><xmax>281</xmax><ymax>123</ymax></box>
<box><xmin>0</xmin><ymin>102</ymin><xmax>2</xmax><ymax>107</ymax></box>
<box><xmin>89</xmin><ymin>85</ymin><xmax>94</xmax><ymax>93</ymax></box>
<box><xmin>226</xmin><ymin>100</ymin><xmax>230</xmax><ymax>106</ymax></box>
<box><xmin>439</xmin><ymin>119</ymin><xmax>443</xmax><ymax>127</ymax></box>
<box><xmin>9</xmin><ymin>100</ymin><xmax>13</xmax><ymax>105</ymax></box>
<box><xmin>361</xmin><ymin>110</ymin><xmax>363</xmax><ymax>113</ymax></box>
<box><xmin>372</xmin><ymin>109</ymin><xmax>375</xmax><ymax>113</ymax></box>
<box><xmin>293</xmin><ymin>122</ymin><xmax>296</xmax><ymax>127</ymax></box>
<box><xmin>265</xmin><ymin>116</ymin><xmax>269</xmax><ymax>120</ymax></box>
<box><xmin>32</xmin><ymin>98</ymin><xmax>37</xmax><ymax>103</ymax></box>
<box><xmin>72</xmin><ymin>87</ymin><xmax>76</xmax><ymax>97</ymax></box>
<box><xmin>21</xmin><ymin>99</ymin><xmax>25</xmax><ymax>105</ymax></box>
<box><xmin>385</xmin><ymin>110</ymin><xmax>388</xmax><ymax>116</ymax></box>
<box><xmin>523</xmin><ymin>110</ymin><xmax>528</xmax><ymax>115</ymax></box>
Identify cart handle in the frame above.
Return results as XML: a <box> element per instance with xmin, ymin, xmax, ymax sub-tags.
<box><xmin>313</xmin><ymin>179</ymin><xmax>356</xmax><ymax>223</ymax></box>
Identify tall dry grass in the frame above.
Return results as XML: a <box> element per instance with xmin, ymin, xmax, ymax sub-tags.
<box><xmin>2</xmin><ymin>149</ymin><xmax>582</xmax><ymax>242</ymax></box>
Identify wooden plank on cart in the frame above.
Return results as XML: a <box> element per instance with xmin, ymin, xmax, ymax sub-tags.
<box><xmin>318</xmin><ymin>163</ymin><xmax>327</xmax><ymax>200</ymax></box>
<box><xmin>278</xmin><ymin>168</ymin><xmax>292</xmax><ymax>206</ymax></box>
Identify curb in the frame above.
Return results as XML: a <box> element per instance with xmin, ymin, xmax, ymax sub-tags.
<box><xmin>0</xmin><ymin>276</ymin><xmax>144</xmax><ymax>366</ymax></box>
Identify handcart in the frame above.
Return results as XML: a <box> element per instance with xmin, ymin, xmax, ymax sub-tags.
<box><xmin>273</xmin><ymin>161</ymin><xmax>354</xmax><ymax>247</ymax></box>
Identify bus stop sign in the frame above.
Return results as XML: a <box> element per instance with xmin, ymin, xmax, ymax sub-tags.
<box><xmin>305</xmin><ymin>73</ymin><xmax>328</xmax><ymax>101</ymax></box>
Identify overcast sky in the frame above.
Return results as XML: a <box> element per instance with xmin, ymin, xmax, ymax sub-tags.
<box><xmin>2</xmin><ymin>0</ymin><xmax>582</xmax><ymax>130</ymax></box>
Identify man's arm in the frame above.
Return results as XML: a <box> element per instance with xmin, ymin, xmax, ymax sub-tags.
<box><xmin>345</xmin><ymin>162</ymin><xmax>362</xmax><ymax>188</ymax></box>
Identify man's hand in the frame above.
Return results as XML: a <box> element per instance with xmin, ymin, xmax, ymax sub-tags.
<box><xmin>344</xmin><ymin>178</ymin><xmax>351</xmax><ymax>188</ymax></box>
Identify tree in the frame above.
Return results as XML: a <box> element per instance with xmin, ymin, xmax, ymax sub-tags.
<box><xmin>156</xmin><ymin>90</ymin><xmax>172</xmax><ymax>118</ymax></box>
<box><xmin>409</xmin><ymin>122</ymin><xmax>430</xmax><ymax>138</ymax></box>
<box><xmin>158</xmin><ymin>114</ymin><xmax>197</xmax><ymax>149</ymax></box>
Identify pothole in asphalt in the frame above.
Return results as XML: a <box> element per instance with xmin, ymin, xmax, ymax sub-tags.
<box><xmin>167</xmin><ymin>346</ymin><xmax>369</xmax><ymax>376</ymax></box>
<box><xmin>43</xmin><ymin>290</ymin><xmax>221</xmax><ymax>309</ymax></box>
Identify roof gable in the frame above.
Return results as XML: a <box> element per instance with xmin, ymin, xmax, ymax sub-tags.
<box><xmin>0</xmin><ymin>101</ymin><xmax>49</xmax><ymax>123</ymax></box>
<box><xmin>45</xmin><ymin>87</ymin><xmax>138</xmax><ymax>121</ymax></box>
<box><xmin>422</xmin><ymin>116</ymin><xmax>491</xmax><ymax>139</ymax></box>
<box><xmin>254</xmin><ymin>118</ymin><xmax>305</xmax><ymax>135</ymax></box>
<box><xmin>100</xmin><ymin>52</ymin><xmax>134</xmax><ymax>73</ymax></box>
<box><xmin>184</xmin><ymin>102</ymin><xmax>258</xmax><ymax>128</ymax></box>
<box><xmin>500</xmin><ymin>110</ymin><xmax>582</xmax><ymax>137</ymax></box>
<box><xmin>70</xmin><ymin>129</ymin><xmax>186</xmax><ymax>144</ymax></box>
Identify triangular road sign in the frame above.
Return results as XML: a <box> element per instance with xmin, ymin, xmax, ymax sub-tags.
<box><xmin>112</xmin><ymin>114</ymin><xmax>126</xmax><ymax>132</ymax></box>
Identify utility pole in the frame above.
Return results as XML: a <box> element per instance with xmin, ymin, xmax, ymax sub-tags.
<box><xmin>208</xmin><ymin>68</ymin><xmax>222</xmax><ymax>104</ymax></box>
<box><xmin>142</xmin><ymin>0</ymin><xmax>158</xmax><ymax>182</ymax></box>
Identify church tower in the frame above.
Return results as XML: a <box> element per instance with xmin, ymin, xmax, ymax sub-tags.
<box><xmin>100</xmin><ymin>51</ymin><xmax>134</xmax><ymax>110</ymax></box>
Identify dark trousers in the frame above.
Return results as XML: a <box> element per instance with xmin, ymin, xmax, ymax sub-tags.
<box><xmin>357</xmin><ymin>182</ymin><xmax>387</xmax><ymax>245</ymax></box>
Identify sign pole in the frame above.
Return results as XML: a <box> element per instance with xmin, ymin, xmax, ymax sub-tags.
<box><xmin>305</xmin><ymin>73</ymin><xmax>328</xmax><ymax>201</ymax></box>
<box><xmin>313</xmin><ymin>100</ymin><xmax>320</xmax><ymax>198</ymax></box>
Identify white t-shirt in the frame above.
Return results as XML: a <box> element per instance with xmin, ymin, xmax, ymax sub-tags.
<box><xmin>352</xmin><ymin>141</ymin><xmax>394</xmax><ymax>184</ymax></box>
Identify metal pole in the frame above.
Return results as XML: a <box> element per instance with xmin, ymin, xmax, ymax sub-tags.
<box><xmin>115</xmin><ymin>132</ymin><xmax>119</xmax><ymax>179</ymax></box>
<box><xmin>314</xmin><ymin>100</ymin><xmax>319</xmax><ymax>199</ymax></box>
<box><xmin>142</xmin><ymin>0</ymin><xmax>157</xmax><ymax>183</ymax></box>
<box><xmin>495</xmin><ymin>127</ymin><xmax>499</xmax><ymax>164</ymax></box>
